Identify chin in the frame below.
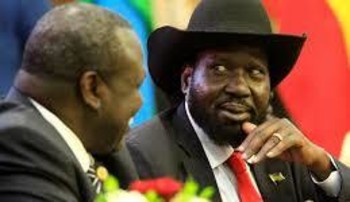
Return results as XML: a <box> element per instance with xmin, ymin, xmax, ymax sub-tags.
<box><xmin>201</xmin><ymin>119</ymin><xmax>245</xmax><ymax>147</ymax></box>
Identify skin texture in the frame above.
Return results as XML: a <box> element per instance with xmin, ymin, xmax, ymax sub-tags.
<box><xmin>182</xmin><ymin>45</ymin><xmax>332</xmax><ymax>180</ymax></box>
<box><xmin>79</xmin><ymin>28</ymin><xmax>144</xmax><ymax>153</ymax></box>
<box><xmin>15</xmin><ymin>3</ymin><xmax>145</xmax><ymax>154</ymax></box>
<box><xmin>93</xmin><ymin>29</ymin><xmax>145</xmax><ymax>152</ymax></box>
<box><xmin>183</xmin><ymin>46</ymin><xmax>270</xmax><ymax>146</ymax></box>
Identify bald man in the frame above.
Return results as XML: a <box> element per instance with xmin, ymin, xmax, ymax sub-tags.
<box><xmin>0</xmin><ymin>3</ymin><xmax>144</xmax><ymax>202</ymax></box>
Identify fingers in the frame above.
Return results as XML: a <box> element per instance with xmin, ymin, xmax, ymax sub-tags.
<box><xmin>238</xmin><ymin>118</ymin><xmax>281</xmax><ymax>158</ymax></box>
<box><xmin>252</xmin><ymin>133</ymin><xmax>284</xmax><ymax>163</ymax></box>
<box><xmin>239</xmin><ymin>120</ymin><xmax>275</xmax><ymax>151</ymax></box>
<box><xmin>242</xmin><ymin>122</ymin><xmax>256</xmax><ymax>133</ymax></box>
<box><xmin>237</xmin><ymin>118</ymin><xmax>303</xmax><ymax>164</ymax></box>
<box><xmin>266</xmin><ymin>131</ymin><xmax>299</xmax><ymax>158</ymax></box>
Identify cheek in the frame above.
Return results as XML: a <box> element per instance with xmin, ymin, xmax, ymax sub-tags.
<box><xmin>191</xmin><ymin>78</ymin><xmax>221</xmax><ymax>105</ymax></box>
<box><xmin>252</xmin><ymin>84</ymin><xmax>270</xmax><ymax>111</ymax></box>
<box><xmin>190</xmin><ymin>84</ymin><xmax>210</xmax><ymax>109</ymax></box>
<box><xmin>118</xmin><ymin>91</ymin><xmax>142</xmax><ymax>121</ymax></box>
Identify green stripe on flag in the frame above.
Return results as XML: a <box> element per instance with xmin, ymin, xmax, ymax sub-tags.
<box><xmin>129</xmin><ymin>0</ymin><xmax>154</xmax><ymax>31</ymax></box>
<box><xmin>79</xmin><ymin>0</ymin><xmax>94</xmax><ymax>3</ymax></box>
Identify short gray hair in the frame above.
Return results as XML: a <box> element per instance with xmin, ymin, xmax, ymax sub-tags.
<box><xmin>21</xmin><ymin>3</ymin><xmax>132</xmax><ymax>80</ymax></box>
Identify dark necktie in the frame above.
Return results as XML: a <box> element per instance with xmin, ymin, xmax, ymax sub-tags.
<box><xmin>227</xmin><ymin>152</ymin><xmax>263</xmax><ymax>202</ymax></box>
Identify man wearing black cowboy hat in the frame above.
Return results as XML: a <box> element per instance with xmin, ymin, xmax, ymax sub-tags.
<box><xmin>126</xmin><ymin>0</ymin><xmax>350</xmax><ymax>201</ymax></box>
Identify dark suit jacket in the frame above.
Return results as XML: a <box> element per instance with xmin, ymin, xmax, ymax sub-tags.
<box><xmin>0</xmin><ymin>88</ymin><xmax>138</xmax><ymax>201</ymax></box>
<box><xmin>126</xmin><ymin>103</ymin><xmax>350</xmax><ymax>202</ymax></box>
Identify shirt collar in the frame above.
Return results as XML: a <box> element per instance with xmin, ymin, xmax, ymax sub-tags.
<box><xmin>30</xmin><ymin>98</ymin><xmax>91</xmax><ymax>172</ymax></box>
<box><xmin>185</xmin><ymin>101</ymin><xmax>234</xmax><ymax>169</ymax></box>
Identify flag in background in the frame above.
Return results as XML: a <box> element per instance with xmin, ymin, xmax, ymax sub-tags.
<box><xmin>263</xmin><ymin>0</ymin><xmax>350</xmax><ymax>165</ymax></box>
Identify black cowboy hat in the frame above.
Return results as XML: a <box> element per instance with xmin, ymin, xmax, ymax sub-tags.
<box><xmin>148</xmin><ymin>0</ymin><xmax>306</xmax><ymax>97</ymax></box>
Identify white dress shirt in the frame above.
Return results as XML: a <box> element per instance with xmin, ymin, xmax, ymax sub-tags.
<box><xmin>30</xmin><ymin>98</ymin><xmax>91</xmax><ymax>173</ymax></box>
<box><xmin>184</xmin><ymin>101</ymin><xmax>341</xmax><ymax>201</ymax></box>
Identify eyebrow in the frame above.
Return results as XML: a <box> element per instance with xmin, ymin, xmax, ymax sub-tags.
<box><xmin>204</xmin><ymin>52</ymin><xmax>269</xmax><ymax>70</ymax></box>
<box><xmin>249</xmin><ymin>56</ymin><xmax>268</xmax><ymax>66</ymax></box>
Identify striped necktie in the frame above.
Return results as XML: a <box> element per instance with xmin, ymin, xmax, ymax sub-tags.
<box><xmin>87</xmin><ymin>164</ymin><xmax>103</xmax><ymax>194</ymax></box>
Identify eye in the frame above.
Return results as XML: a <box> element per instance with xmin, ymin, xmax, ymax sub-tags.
<box><xmin>212</xmin><ymin>65</ymin><xmax>227</xmax><ymax>73</ymax></box>
<box><xmin>248</xmin><ymin>67</ymin><xmax>267</xmax><ymax>79</ymax></box>
<box><xmin>250</xmin><ymin>69</ymin><xmax>263</xmax><ymax>75</ymax></box>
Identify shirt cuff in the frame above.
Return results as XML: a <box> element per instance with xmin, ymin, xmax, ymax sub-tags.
<box><xmin>311</xmin><ymin>156</ymin><xmax>341</xmax><ymax>197</ymax></box>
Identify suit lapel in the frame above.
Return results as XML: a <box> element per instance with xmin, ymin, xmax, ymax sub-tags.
<box><xmin>5</xmin><ymin>88</ymin><xmax>96</xmax><ymax>201</ymax></box>
<box><xmin>5</xmin><ymin>88</ymin><xmax>79</xmax><ymax>163</ymax></box>
<box><xmin>172</xmin><ymin>103</ymin><xmax>222</xmax><ymax>202</ymax></box>
<box><xmin>252</xmin><ymin>159</ymin><xmax>299</xmax><ymax>202</ymax></box>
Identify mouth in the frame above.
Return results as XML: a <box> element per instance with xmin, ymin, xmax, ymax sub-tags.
<box><xmin>217</xmin><ymin>102</ymin><xmax>251</xmax><ymax>122</ymax></box>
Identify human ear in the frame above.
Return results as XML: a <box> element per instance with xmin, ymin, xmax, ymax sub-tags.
<box><xmin>79</xmin><ymin>70</ymin><xmax>104</xmax><ymax>110</ymax></box>
<box><xmin>180</xmin><ymin>65</ymin><xmax>193</xmax><ymax>95</ymax></box>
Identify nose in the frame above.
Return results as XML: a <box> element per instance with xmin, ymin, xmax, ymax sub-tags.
<box><xmin>225</xmin><ymin>72</ymin><xmax>250</xmax><ymax>97</ymax></box>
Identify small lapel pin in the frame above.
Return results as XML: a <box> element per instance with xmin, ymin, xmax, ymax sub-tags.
<box><xmin>268</xmin><ymin>172</ymin><xmax>286</xmax><ymax>185</ymax></box>
<box><xmin>96</xmin><ymin>166</ymin><xmax>109</xmax><ymax>182</ymax></box>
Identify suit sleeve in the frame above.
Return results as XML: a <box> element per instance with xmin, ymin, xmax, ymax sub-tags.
<box><xmin>0</xmin><ymin>126</ymin><xmax>80</xmax><ymax>202</ymax></box>
<box><xmin>334</xmin><ymin>159</ymin><xmax>350</xmax><ymax>201</ymax></box>
<box><xmin>293</xmin><ymin>159</ymin><xmax>350</xmax><ymax>202</ymax></box>
<box><xmin>310</xmin><ymin>158</ymin><xmax>350</xmax><ymax>202</ymax></box>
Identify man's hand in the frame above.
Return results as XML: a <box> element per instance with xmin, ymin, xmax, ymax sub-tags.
<box><xmin>237</xmin><ymin>118</ymin><xmax>333</xmax><ymax>181</ymax></box>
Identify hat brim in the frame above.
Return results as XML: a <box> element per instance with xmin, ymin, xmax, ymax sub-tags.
<box><xmin>148</xmin><ymin>26</ymin><xmax>306</xmax><ymax>96</ymax></box>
